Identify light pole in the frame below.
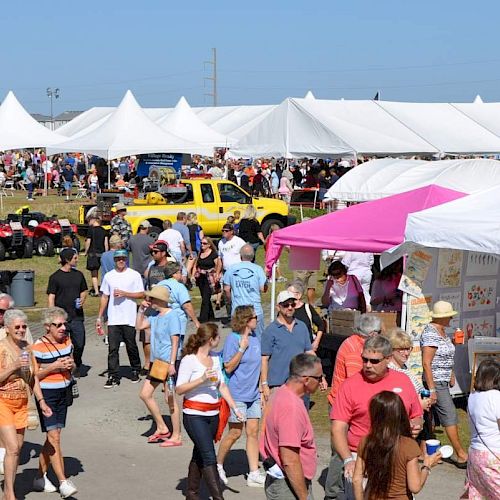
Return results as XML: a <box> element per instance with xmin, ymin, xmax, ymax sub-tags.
<box><xmin>46</xmin><ymin>87</ymin><xmax>60</xmax><ymax>131</ymax></box>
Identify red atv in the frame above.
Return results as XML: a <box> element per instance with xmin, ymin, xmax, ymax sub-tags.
<box><xmin>0</xmin><ymin>221</ymin><xmax>33</xmax><ymax>261</ymax></box>
<box><xmin>7</xmin><ymin>211</ymin><xmax>80</xmax><ymax>257</ymax></box>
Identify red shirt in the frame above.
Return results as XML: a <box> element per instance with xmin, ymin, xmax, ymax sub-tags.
<box><xmin>331</xmin><ymin>369</ymin><xmax>423</xmax><ymax>452</ymax></box>
<box><xmin>260</xmin><ymin>384</ymin><xmax>317</xmax><ymax>480</ymax></box>
<box><xmin>328</xmin><ymin>334</ymin><xmax>365</xmax><ymax>406</ymax></box>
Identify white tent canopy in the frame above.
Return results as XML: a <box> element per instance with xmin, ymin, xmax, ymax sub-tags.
<box><xmin>47</xmin><ymin>90</ymin><xmax>204</xmax><ymax>160</ymax></box>
<box><xmin>56</xmin><ymin>107</ymin><xmax>114</xmax><ymax>137</ymax></box>
<box><xmin>157</xmin><ymin>96</ymin><xmax>230</xmax><ymax>149</ymax></box>
<box><xmin>325</xmin><ymin>158</ymin><xmax>500</xmax><ymax>202</ymax></box>
<box><xmin>0</xmin><ymin>91</ymin><xmax>64</xmax><ymax>150</ymax></box>
<box><xmin>229</xmin><ymin>98</ymin><xmax>355</xmax><ymax>159</ymax></box>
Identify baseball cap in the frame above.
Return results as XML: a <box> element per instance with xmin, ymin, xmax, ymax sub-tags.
<box><xmin>139</xmin><ymin>220</ymin><xmax>152</xmax><ymax>228</ymax></box>
<box><xmin>113</xmin><ymin>202</ymin><xmax>127</xmax><ymax>212</ymax></box>
<box><xmin>165</xmin><ymin>262</ymin><xmax>181</xmax><ymax>277</ymax></box>
<box><xmin>60</xmin><ymin>247</ymin><xmax>76</xmax><ymax>263</ymax></box>
<box><xmin>149</xmin><ymin>240</ymin><xmax>169</xmax><ymax>252</ymax></box>
<box><xmin>114</xmin><ymin>249</ymin><xmax>128</xmax><ymax>259</ymax></box>
<box><xmin>222</xmin><ymin>223</ymin><xmax>234</xmax><ymax>231</ymax></box>
<box><xmin>277</xmin><ymin>290</ymin><xmax>296</xmax><ymax>304</ymax></box>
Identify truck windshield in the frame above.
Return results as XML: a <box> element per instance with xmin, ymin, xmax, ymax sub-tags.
<box><xmin>218</xmin><ymin>183</ymin><xmax>251</xmax><ymax>204</ymax></box>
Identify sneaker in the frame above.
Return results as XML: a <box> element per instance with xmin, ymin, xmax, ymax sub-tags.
<box><xmin>247</xmin><ymin>470</ymin><xmax>265</xmax><ymax>487</ymax></box>
<box><xmin>104</xmin><ymin>377</ymin><xmax>120</xmax><ymax>389</ymax></box>
<box><xmin>103</xmin><ymin>336</ymin><xmax>109</xmax><ymax>345</ymax></box>
<box><xmin>59</xmin><ymin>478</ymin><xmax>78</xmax><ymax>498</ymax></box>
<box><xmin>33</xmin><ymin>473</ymin><xmax>57</xmax><ymax>493</ymax></box>
<box><xmin>217</xmin><ymin>464</ymin><xmax>228</xmax><ymax>485</ymax></box>
<box><xmin>130</xmin><ymin>371</ymin><xmax>141</xmax><ymax>383</ymax></box>
<box><xmin>120</xmin><ymin>341</ymin><xmax>126</xmax><ymax>347</ymax></box>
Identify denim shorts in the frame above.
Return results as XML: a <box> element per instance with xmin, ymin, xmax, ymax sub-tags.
<box><xmin>37</xmin><ymin>387</ymin><xmax>68</xmax><ymax>432</ymax></box>
<box><xmin>229</xmin><ymin>398</ymin><xmax>261</xmax><ymax>423</ymax></box>
<box><xmin>64</xmin><ymin>180</ymin><xmax>72</xmax><ymax>191</ymax></box>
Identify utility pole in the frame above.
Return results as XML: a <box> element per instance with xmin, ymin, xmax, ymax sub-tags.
<box><xmin>204</xmin><ymin>48</ymin><xmax>217</xmax><ymax>106</ymax></box>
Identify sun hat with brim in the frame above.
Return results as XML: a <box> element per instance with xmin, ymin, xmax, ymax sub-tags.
<box><xmin>114</xmin><ymin>249</ymin><xmax>128</xmax><ymax>259</ymax></box>
<box><xmin>145</xmin><ymin>286</ymin><xmax>170</xmax><ymax>303</ymax></box>
<box><xmin>113</xmin><ymin>202</ymin><xmax>127</xmax><ymax>212</ymax></box>
<box><xmin>431</xmin><ymin>301</ymin><xmax>458</xmax><ymax>318</ymax></box>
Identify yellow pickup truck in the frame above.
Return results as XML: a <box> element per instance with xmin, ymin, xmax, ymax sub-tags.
<box><xmin>79</xmin><ymin>178</ymin><xmax>295</xmax><ymax>237</ymax></box>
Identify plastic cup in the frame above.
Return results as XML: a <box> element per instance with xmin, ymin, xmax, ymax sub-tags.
<box><xmin>425</xmin><ymin>439</ymin><xmax>440</xmax><ymax>455</ymax></box>
<box><xmin>439</xmin><ymin>445</ymin><xmax>453</xmax><ymax>459</ymax></box>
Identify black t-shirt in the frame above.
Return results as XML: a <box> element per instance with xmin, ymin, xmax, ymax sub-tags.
<box><xmin>47</xmin><ymin>269</ymin><xmax>88</xmax><ymax>320</ymax></box>
<box><xmin>147</xmin><ymin>264</ymin><xmax>168</xmax><ymax>289</ymax></box>
<box><xmin>197</xmin><ymin>249</ymin><xmax>218</xmax><ymax>271</ymax></box>
<box><xmin>293</xmin><ymin>303</ymin><xmax>324</xmax><ymax>342</ymax></box>
<box><xmin>61</xmin><ymin>168</ymin><xmax>75</xmax><ymax>182</ymax></box>
<box><xmin>86</xmin><ymin>226</ymin><xmax>107</xmax><ymax>255</ymax></box>
<box><xmin>238</xmin><ymin>218</ymin><xmax>261</xmax><ymax>244</ymax></box>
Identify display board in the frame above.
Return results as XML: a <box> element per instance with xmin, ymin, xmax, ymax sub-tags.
<box><xmin>401</xmin><ymin>248</ymin><xmax>500</xmax><ymax>395</ymax></box>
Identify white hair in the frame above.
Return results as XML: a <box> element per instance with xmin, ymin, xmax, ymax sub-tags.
<box><xmin>4</xmin><ymin>309</ymin><xmax>27</xmax><ymax>328</ymax></box>
<box><xmin>0</xmin><ymin>293</ymin><xmax>14</xmax><ymax>308</ymax></box>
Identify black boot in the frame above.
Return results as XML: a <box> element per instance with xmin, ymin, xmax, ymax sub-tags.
<box><xmin>186</xmin><ymin>461</ymin><xmax>202</xmax><ymax>500</ymax></box>
<box><xmin>202</xmin><ymin>464</ymin><xmax>224</xmax><ymax>500</ymax></box>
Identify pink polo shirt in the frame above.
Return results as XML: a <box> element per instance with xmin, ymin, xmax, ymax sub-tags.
<box><xmin>260</xmin><ymin>384</ymin><xmax>317</xmax><ymax>480</ymax></box>
<box><xmin>331</xmin><ymin>369</ymin><xmax>423</xmax><ymax>452</ymax></box>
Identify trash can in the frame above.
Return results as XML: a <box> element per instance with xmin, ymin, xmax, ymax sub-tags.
<box><xmin>10</xmin><ymin>270</ymin><xmax>34</xmax><ymax>307</ymax></box>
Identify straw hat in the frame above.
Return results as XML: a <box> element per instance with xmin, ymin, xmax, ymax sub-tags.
<box><xmin>145</xmin><ymin>286</ymin><xmax>170</xmax><ymax>303</ymax></box>
<box><xmin>431</xmin><ymin>301</ymin><xmax>458</xmax><ymax>319</ymax></box>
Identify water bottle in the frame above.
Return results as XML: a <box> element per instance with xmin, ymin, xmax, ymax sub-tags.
<box><xmin>167</xmin><ymin>376</ymin><xmax>175</xmax><ymax>412</ymax></box>
<box><xmin>75</xmin><ymin>298</ymin><xmax>82</xmax><ymax>309</ymax></box>
<box><xmin>20</xmin><ymin>349</ymin><xmax>30</xmax><ymax>374</ymax></box>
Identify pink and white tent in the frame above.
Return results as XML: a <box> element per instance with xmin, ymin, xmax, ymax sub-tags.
<box><xmin>265</xmin><ymin>184</ymin><xmax>467</xmax><ymax>273</ymax></box>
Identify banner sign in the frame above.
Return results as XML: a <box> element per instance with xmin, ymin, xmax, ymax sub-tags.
<box><xmin>137</xmin><ymin>153</ymin><xmax>183</xmax><ymax>177</ymax></box>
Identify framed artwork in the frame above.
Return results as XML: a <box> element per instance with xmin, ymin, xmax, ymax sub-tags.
<box><xmin>436</xmin><ymin>249</ymin><xmax>463</xmax><ymax>288</ymax></box>
<box><xmin>408</xmin><ymin>295</ymin><xmax>433</xmax><ymax>340</ymax></box>
<box><xmin>463</xmin><ymin>316</ymin><xmax>495</xmax><ymax>338</ymax></box>
<box><xmin>466</xmin><ymin>252</ymin><xmax>499</xmax><ymax>277</ymax></box>
<box><xmin>463</xmin><ymin>280</ymin><xmax>497</xmax><ymax>312</ymax></box>
<box><xmin>439</xmin><ymin>291</ymin><xmax>461</xmax><ymax>328</ymax></box>
<box><xmin>399</xmin><ymin>249</ymin><xmax>433</xmax><ymax>297</ymax></box>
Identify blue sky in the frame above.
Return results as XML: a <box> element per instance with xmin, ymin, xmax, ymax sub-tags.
<box><xmin>3</xmin><ymin>0</ymin><xmax>500</xmax><ymax>114</ymax></box>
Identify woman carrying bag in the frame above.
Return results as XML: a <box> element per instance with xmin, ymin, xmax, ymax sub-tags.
<box><xmin>136</xmin><ymin>286</ymin><xmax>182</xmax><ymax>447</ymax></box>
<box><xmin>176</xmin><ymin>323</ymin><xmax>243</xmax><ymax>500</ymax></box>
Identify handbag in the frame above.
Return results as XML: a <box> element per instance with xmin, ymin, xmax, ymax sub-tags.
<box><xmin>149</xmin><ymin>359</ymin><xmax>170</xmax><ymax>382</ymax></box>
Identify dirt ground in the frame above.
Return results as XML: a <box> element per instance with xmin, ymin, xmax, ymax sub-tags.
<box><xmin>11</xmin><ymin>318</ymin><xmax>467</xmax><ymax>500</ymax></box>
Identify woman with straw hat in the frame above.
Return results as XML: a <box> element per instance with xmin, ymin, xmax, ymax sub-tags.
<box><xmin>136</xmin><ymin>286</ymin><xmax>182</xmax><ymax>447</ymax></box>
<box><xmin>420</xmin><ymin>301</ymin><xmax>468</xmax><ymax>468</ymax></box>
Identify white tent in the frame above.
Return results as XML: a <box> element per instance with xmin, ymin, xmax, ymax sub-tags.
<box><xmin>451</xmin><ymin>102</ymin><xmax>500</xmax><ymax>139</ymax></box>
<box><xmin>229</xmin><ymin>98</ymin><xmax>355</xmax><ymax>158</ymax></box>
<box><xmin>47</xmin><ymin>90</ymin><xmax>203</xmax><ymax>159</ymax></box>
<box><xmin>0</xmin><ymin>91</ymin><xmax>64</xmax><ymax>150</ymax></box>
<box><xmin>298</xmin><ymin>99</ymin><xmax>438</xmax><ymax>155</ymax></box>
<box><xmin>157</xmin><ymin>96</ymin><xmax>230</xmax><ymax>149</ymax></box>
<box><xmin>376</xmin><ymin>101</ymin><xmax>500</xmax><ymax>153</ymax></box>
<box><xmin>304</xmin><ymin>90</ymin><xmax>316</xmax><ymax>100</ymax></box>
<box><xmin>325</xmin><ymin>159</ymin><xmax>500</xmax><ymax>202</ymax></box>
<box><xmin>56</xmin><ymin>107</ymin><xmax>114</xmax><ymax>137</ymax></box>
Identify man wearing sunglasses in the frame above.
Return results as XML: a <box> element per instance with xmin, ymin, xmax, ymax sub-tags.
<box><xmin>328</xmin><ymin>336</ymin><xmax>423</xmax><ymax>498</ymax></box>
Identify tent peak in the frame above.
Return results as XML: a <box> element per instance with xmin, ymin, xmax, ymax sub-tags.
<box><xmin>304</xmin><ymin>90</ymin><xmax>316</xmax><ymax>100</ymax></box>
<box><xmin>473</xmin><ymin>94</ymin><xmax>483</xmax><ymax>104</ymax></box>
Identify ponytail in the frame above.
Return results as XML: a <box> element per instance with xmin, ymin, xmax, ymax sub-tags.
<box><xmin>183</xmin><ymin>323</ymin><xmax>219</xmax><ymax>356</ymax></box>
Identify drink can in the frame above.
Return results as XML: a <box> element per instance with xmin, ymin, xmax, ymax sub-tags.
<box><xmin>454</xmin><ymin>328</ymin><xmax>465</xmax><ymax>344</ymax></box>
<box><xmin>420</xmin><ymin>389</ymin><xmax>431</xmax><ymax>398</ymax></box>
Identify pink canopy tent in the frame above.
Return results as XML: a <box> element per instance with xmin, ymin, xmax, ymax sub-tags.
<box><xmin>265</xmin><ymin>184</ymin><xmax>467</xmax><ymax>273</ymax></box>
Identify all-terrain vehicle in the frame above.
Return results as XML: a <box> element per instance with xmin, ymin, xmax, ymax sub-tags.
<box><xmin>0</xmin><ymin>221</ymin><xmax>33</xmax><ymax>261</ymax></box>
<box><xmin>7</xmin><ymin>209</ymin><xmax>80</xmax><ymax>257</ymax></box>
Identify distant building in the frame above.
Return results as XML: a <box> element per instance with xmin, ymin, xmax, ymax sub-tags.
<box><xmin>31</xmin><ymin>110</ymin><xmax>84</xmax><ymax>131</ymax></box>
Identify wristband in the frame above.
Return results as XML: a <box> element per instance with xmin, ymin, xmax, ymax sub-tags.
<box><xmin>38</xmin><ymin>398</ymin><xmax>45</xmax><ymax>403</ymax></box>
<box><xmin>343</xmin><ymin>456</ymin><xmax>355</xmax><ymax>466</ymax></box>
<box><xmin>429</xmin><ymin>388</ymin><xmax>436</xmax><ymax>393</ymax></box>
<box><xmin>238</xmin><ymin>347</ymin><xmax>245</xmax><ymax>353</ymax></box>
<box><xmin>261</xmin><ymin>381</ymin><xmax>268</xmax><ymax>386</ymax></box>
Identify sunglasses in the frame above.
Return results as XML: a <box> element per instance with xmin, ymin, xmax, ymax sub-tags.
<box><xmin>249</xmin><ymin>315</ymin><xmax>258</xmax><ymax>320</ymax></box>
<box><xmin>14</xmin><ymin>324</ymin><xmax>28</xmax><ymax>330</ymax></box>
<box><xmin>201</xmin><ymin>241</ymin><xmax>208</xmax><ymax>245</ymax></box>
<box><xmin>51</xmin><ymin>322</ymin><xmax>65</xmax><ymax>329</ymax></box>
<box><xmin>114</xmin><ymin>257</ymin><xmax>127</xmax><ymax>261</ymax></box>
<box><xmin>280</xmin><ymin>301</ymin><xmax>296</xmax><ymax>308</ymax></box>
<box><xmin>150</xmin><ymin>250</ymin><xmax>162</xmax><ymax>254</ymax></box>
<box><xmin>361</xmin><ymin>356</ymin><xmax>385</xmax><ymax>365</ymax></box>
<box><xmin>222</xmin><ymin>229</ymin><xmax>231</xmax><ymax>233</ymax></box>
<box><xmin>395</xmin><ymin>347</ymin><xmax>412</xmax><ymax>353</ymax></box>
<box><xmin>301</xmin><ymin>374</ymin><xmax>323</xmax><ymax>382</ymax></box>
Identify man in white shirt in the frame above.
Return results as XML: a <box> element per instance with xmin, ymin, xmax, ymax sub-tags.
<box><xmin>218</xmin><ymin>223</ymin><xmax>245</xmax><ymax>271</ymax></box>
<box><xmin>97</xmin><ymin>249</ymin><xmax>145</xmax><ymax>388</ymax></box>
<box><xmin>342</xmin><ymin>251</ymin><xmax>374</xmax><ymax>306</ymax></box>
<box><xmin>157</xmin><ymin>220</ymin><xmax>185</xmax><ymax>263</ymax></box>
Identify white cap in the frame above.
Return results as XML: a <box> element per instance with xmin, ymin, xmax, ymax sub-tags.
<box><xmin>277</xmin><ymin>290</ymin><xmax>295</xmax><ymax>304</ymax></box>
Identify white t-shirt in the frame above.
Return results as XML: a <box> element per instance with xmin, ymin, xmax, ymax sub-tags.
<box><xmin>342</xmin><ymin>251</ymin><xmax>374</xmax><ymax>278</ymax></box>
<box><xmin>176</xmin><ymin>353</ymin><xmax>223</xmax><ymax>416</ymax></box>
<box><xmin>100</xmin><ymin>268</ymin><xmax>144</xmax><ymax>326</ymax></box>
<box><xmin>157</xmin><ymin>228</ymin><xmax>184</xmax><ymax>256</ymax></box>
<box><xmin>468</xmin><ymin>389</ymin><xmax>500</xmax><ymax>452</ymax></box>
<box><xmin>218</xmin><ymin>235</ymin><xmax>245</xmax><ymax>270</ymax></box>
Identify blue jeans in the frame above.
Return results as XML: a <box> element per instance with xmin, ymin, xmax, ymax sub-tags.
<box><xmin>183</xmin><ymin>412</ymin><xmax>219</xmax><ymax>467</ymax></box>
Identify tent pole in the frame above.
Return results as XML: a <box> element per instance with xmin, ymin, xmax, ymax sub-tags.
<box><xmin>108</xmin><ymin>161</ymin><xmax>111</xmax><ymax>188</ymax></box>
<box><xmin>401</xmin><ymin>292</ymin><xmax>408</xmax><ymax>331</ymax></box>
<box><xmin>270</xmin><ymin>263</ymin><xmax>277</xmax><ymax>321</ymax></box>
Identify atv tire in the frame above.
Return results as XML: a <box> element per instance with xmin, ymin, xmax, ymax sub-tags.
<box><xmin>37</xmin><ymin>236</ymin><xmax>55</xmax><ymax>257</ymax></box>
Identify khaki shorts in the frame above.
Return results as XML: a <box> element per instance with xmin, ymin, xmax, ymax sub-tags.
<box><xmin>293</xmin><ymin>270</ymin><xmax>318</xmax><ymax>290</ymax></box>
<box><xmin>0</xmin><ymin>397</ymin><xmax>28</xmax><ymax>429</ymax></box>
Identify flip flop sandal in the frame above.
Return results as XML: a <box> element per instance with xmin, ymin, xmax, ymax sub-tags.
<box><xmin>147</xmin><ymin>432</ymin><xmax>171</xmax><ymax>443</ymax></box>
<box><xmin>159</xmin><ymin>440</ymin><xmax>182</xmax><ymax>448</ymax></box>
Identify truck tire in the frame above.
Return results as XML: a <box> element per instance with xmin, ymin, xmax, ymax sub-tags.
<box><xmin>0</xmin><ymin>242</ymin><xmax>5</xmax><ymax>261</ymax></box>
<box><xmin>37</xmin><ymin>236</ymin><xmax>55</xmax><ymax>257</ymax></box>
<box><xmin>72</xmin><ymin>236</ymin><xmax>81</xmax><ymax>253</ymax></box>
<box><xmin>261</xmin><ymin>218</ymin><xmax>284</xmax><ymax>237</ymax></box>
<box><xmin>148</xmin><ymin>226</ymin><xmax>162</xmax><ymax>241</ymax></box>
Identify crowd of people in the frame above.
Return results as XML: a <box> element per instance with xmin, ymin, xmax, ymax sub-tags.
<box><xmin>0</xmin><ymin>198</ymin><xmax>497</xmax><ymax>499</ymax></box>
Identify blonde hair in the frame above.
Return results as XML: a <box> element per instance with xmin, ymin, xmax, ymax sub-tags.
<box><xmin>385</xmin><ymin>328</ymin><xmax>412</xmax><ymax>350</ymax></box>
<box><xmin>242</xmin><ymin>205</ymin><xmax>257</xmax><ymax>220</ymax></box>
<box><xmin>187</xmin><ymin>212</ymin><xmax>198</xmax><ymax>224</ymax></box>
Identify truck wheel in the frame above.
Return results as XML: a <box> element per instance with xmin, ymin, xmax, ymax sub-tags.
<box><xmin>148</xmin><ymin>226</ymin><xmax>162</xmax><ymax>241</ymax></box>
<box><xmin>23</xmin><ymin>239</ymin><xmax>34</xmax><ymax>259</ymax></box>
<box><xmin>37</xmin><ymin>236</ymin><xmax>55</xmax><ymax>257</ymax></box>
<box><xmin>72</xmin><ymin>236</ymin><xmax>81</xmax><ymax>253</ymax></box>
<box><xmin>0</xmin><ymin>242</ymin><xmax>5</xmax><ymax>261</ymax></box>
<box><xmin>261</xmin><ymin>219</ymin><xmax>284</xmax><ymax>237</ymax></box>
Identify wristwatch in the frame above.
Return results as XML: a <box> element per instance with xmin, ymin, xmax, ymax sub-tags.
<box><xmin>238</xmin><ymin>347</ymin><xmax>245</xmax><ymax>353</ymax></box>
<box><xmin>343</xmin><ymin>456</ymin><xmax>355</xmax><ymax>466</ymax></box>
